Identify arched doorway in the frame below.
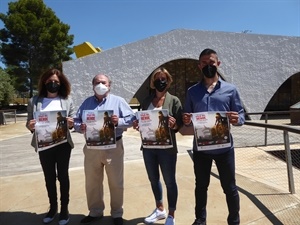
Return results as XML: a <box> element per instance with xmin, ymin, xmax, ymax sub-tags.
<box><xmin>265</xmin><ymin>72</ymin><xmax>300</xmax><ymax>112</ymax></box>
<box><xmin>132</xmin><ymin>58</ymin><xmax>201</xmax><ymax>107</ymax></box>
<box><xmin>132</xmin><ymin>58</ymin><xmax>232</xmax><ymax>108</ymax></box>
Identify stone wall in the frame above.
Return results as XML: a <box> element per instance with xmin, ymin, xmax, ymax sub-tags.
<box><xmin>62</xmin><ymin>29</ymin><xmax>300</xmax><ymax>118</ymax></box>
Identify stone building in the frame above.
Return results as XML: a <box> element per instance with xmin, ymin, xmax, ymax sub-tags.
<box><xmin>62</xmin><ymin>29</ymin><xmax>300</xmax><ymax>119</ymax></box>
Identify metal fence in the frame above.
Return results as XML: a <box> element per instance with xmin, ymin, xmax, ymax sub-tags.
<box><xmin>1</xmin><ymin>109</ymin><xmax>299</xmax><ymax>195</ymax></box>
<box><xmin>231</xmin><ymin>111</ymin><xmax>300</xmax><ymax>195</ymax></box>
<box><xmin>0</xmin><ymin>109</ymin><xmax>17</xmax><ymax>125</ymax></box>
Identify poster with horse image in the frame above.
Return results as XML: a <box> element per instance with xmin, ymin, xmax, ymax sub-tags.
<box><xmin>191</xmin><ymin>112</ymin><xmax>231</xmax><ymax>151</ymax></box>
<box><xmin>34</xmin><ymin>110</ymin><xmax>68</xmax><ymax>151</ymax></box>
<box><xmin>136</xmin><ymin>109</ymin><xmax>173</xmax><ymax>149</ymax></box>
<box><xmin>82</xmin><ymin>110</ymin><xmax>116</xmax><ymax>149</ymax></box>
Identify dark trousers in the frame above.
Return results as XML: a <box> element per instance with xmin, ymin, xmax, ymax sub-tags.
<box><xmin>193</xmin><ymin>149</ymin><xmax>240</xmax><ymax>225</ymax></box>
<box><xmin>143</xmin><ymin>149</ymin><xmax>178</xmax><ymax>211</ymax></box>
<box><xmin>39</xmin><ymin>142</ymin><xmax>72</xmax><ymax>208</ymax></box>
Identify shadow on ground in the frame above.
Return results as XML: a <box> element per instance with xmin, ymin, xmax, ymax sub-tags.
<box><xmin>268</xmin><ymin>149</ymin><xmax>300</xmax><ymax>169</ymax></box>
<box><xmin>0</xmin><ymin>211</ymin><xmax>150</xmax><ymax>225</ymax></box>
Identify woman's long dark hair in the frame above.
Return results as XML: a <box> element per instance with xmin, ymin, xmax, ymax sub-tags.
<box><xmin>37</xmin><ymin>68</ymin><xmax>71</xmax><ymax>98</ymax></box>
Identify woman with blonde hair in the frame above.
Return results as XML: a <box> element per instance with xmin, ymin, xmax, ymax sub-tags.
<box><xmin>133</xmin><ymin>67</ymin><xmax>183</xmax><ymax>225</ymax></box>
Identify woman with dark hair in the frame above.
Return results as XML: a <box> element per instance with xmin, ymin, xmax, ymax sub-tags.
<box><xmin>26</xmin><ymin>68</ymin><xmax>75</xmax><ymax>225</ymax></box>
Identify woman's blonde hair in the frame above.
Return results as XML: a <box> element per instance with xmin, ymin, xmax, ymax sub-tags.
<box><xmin>149</xmin><ymin>67</ymin><xmax>173</xmax><ymax>89</ymax></box>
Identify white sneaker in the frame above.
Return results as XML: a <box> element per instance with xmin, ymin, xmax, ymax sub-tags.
<box><xmin>144</xmin><ymin>208</ymin><xmax>167</xmax><ymax>224</ymax></box>
<box><xmin>165</xmin><ymin>215</ymin><xmax>175</xmax><ymax>225</ymax></box>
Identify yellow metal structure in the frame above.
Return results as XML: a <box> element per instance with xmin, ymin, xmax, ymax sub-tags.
<box><xmin>73</xmin><ymin>42</ymin><xmax>101</xmax><ymax>58</ymax></box>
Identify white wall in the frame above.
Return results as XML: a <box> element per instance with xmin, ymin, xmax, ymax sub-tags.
<box><xmin>63</xmin><ymin>29</ymin><xmax>300</xmax><ymax>114</ymax></box>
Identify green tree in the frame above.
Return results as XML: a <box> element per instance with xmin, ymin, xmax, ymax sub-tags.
<box><xmin>0</xmin><ymin>69</ymin><xmax>15</xmax><ymax>107</ymax></box>
<box><xmin>0</xmin><ymin>0</ymin><xmax>74</xmax><ymax>97</ymax></box>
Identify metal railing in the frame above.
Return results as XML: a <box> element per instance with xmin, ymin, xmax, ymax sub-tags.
<box><xmin>243</xmin><ymin>120</ymin><xmax>300</xmax><ymax>194</ymax></box>
<box><xmin>246</xmin><ymin>110</ymin><xmax>300</xmax><ymax>146</ymax></box>
<box><xmin>0</xmin><ymin>109</ymin><xmax>17</xmax><ymax>125</ymax></box>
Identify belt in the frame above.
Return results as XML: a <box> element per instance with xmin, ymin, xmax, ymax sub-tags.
<box><xmin>116</xmin><ymin>135</ymin><xmax>122</xmax><ymax>141</ymax></box>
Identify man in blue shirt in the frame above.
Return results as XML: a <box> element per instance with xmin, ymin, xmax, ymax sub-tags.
<box><xmin>183</xmin><ymin>49</ymin><xmax>245</xmax><ymax>225</ymax></box>
<box><xmin>74</xmin><ymin>74</ymin><xmax>135</xmax><ymax>225</ymax></box>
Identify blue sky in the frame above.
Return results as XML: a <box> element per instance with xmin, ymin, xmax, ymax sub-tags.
<box><xmin>0</xmin><ymin>0</ymin><xmax>299</xmax><ymax>54</ymax></box>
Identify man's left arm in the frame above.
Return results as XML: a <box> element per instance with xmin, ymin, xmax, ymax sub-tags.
<box><xmin>116</xmin><ymin>98</ymin><xmax>136</xmax><ymax>128</ymax></box>
<box><xmin>229</xmin><ymin>88</ymin><xmax>245</xmax><ymax>126</ymax></box>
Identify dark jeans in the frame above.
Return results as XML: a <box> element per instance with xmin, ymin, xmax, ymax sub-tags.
<box><xmin>193</xmin><ymin>149</ymin><xmax>240</xmax><ymax>225</ymax></box>
<box><xmin>143</xmin><ymin>149</ymin><xmax>178</xmax><ymax>211</ymax></box>
<box><xmin>39</xmin><ymin>142</ymin><xmax>72</xmax><ymax>207</ymax></box>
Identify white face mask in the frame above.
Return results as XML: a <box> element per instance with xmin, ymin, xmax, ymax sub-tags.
<box><xmin>94</xmin><ymin>83</ymin><xmax>109</xmax><ymax>96</ymax></box>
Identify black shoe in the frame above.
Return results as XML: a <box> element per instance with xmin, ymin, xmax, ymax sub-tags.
<box><xmin>43</xmin><ymin>206</ymin><xmax>57</xmax><ymax>224</ymax></box>
<box><xmin>113</xmin><ymin>217</ymin><xmax>123</xmax><ymax>225</ymax></box>
<box><xmin>192</xmin><ymin>218</ymin><xmax>206</xmax><ymax>225</ymax></box>
<box><xmin>80</xmin><ymin>215</ymin><xmax>103</xmax><ymax>224</ymax></box>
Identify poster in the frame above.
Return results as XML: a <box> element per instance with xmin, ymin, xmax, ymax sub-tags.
<box><xmin>82</xmin><ymin>110</ymin><xmax>116</xmax><ymax>149</ymax></box>
<box><xmin>191</xmin><ymin>111</ymin><xmax>231</xmax><ymax>151</ymax></box>
<box><xmin>136</xmin><ymin>109</ymin><xmax>173</xmax><ymax>149</ymax></box>
<box><xmin>34</xmin><ymin>110</ymin><xmax>68</xmax><ymax>151</ymax></box>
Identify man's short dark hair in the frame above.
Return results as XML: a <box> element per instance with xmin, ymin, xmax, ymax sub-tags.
<box><xmin>199</xmin><ymin>48</ymin><xmax>217</xmax><ymax>59</ymax></box>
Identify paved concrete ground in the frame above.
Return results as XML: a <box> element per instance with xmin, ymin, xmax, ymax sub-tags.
<box><xmin>0</xmin><ymin>121</ymin><xmax>300</xmax><ymax>225</ymax></box>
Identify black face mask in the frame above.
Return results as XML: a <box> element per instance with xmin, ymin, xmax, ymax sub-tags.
<box><xmin>202</xmin><ymin>65</ymin><xmax>217</xmax><ymax>78</ymax></box>
<box><xmin>45</xmin><ymin>81</ymin><xmax>60</xmax><ymax>93</ymax></box>
<box><xmin>154</xmin><ymin>79</ymin><xmax>167</xmax><ymax>92</ymax></box>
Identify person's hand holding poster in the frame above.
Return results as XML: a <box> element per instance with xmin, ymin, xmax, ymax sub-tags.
<box><xmin>34</xmin><ymin>110</ymin><xmax>68</xmax><ymax>151</ymax></box>
<box><xmin>191</xmin><ymin>111</ymin><xmax>231</xmax><ymax>151</ymax></box>
<box><xmin>82</xmin><ymin>110</ymin><xmax>116</xmax><ymax>149</ymax></box>
<box><xmin>136</xmin><ymin>109</ymin><xmax>173</xmax><ymax>149</ymax></box>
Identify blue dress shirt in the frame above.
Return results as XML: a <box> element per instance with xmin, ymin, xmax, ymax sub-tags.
<box><xmin>74</xmin><ymin>94</ymin><xmax>135</xmax><ymax>138</ymax></box>
<box><xmin>184</xmin><ymin>77</ymin><xmax>245</xmax><ymax>154</ymax></box>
